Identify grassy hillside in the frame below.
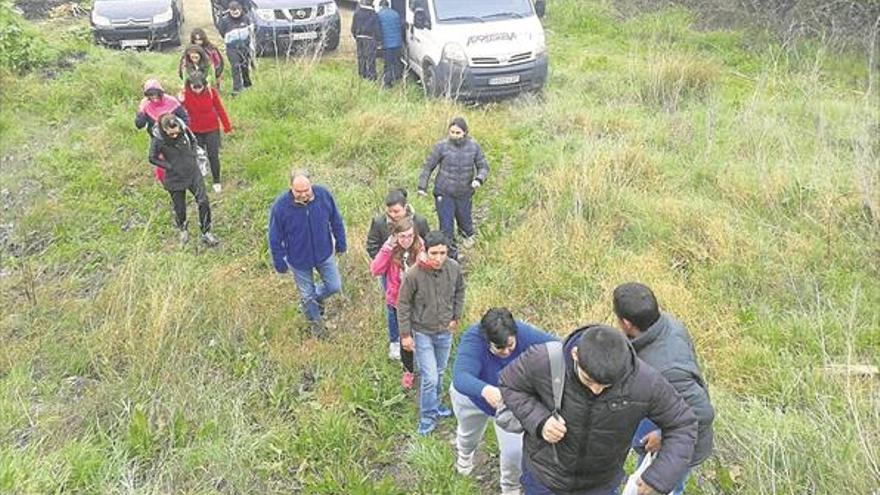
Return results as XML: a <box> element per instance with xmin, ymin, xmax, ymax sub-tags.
<box><xmin>1</xmin><ymin>1</ymin><xmax>878</xmax><ymax>493</ymax></box>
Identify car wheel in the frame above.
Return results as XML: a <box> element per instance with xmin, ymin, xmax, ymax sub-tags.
<box><xmin>322</xmin><ymin>29</ymin><xmax>340</xmax><ymax>51</ymax></box>
<box><xmin>423</xmin><ymin>63</ymin><xmax>440</xmax><ymax>98</ymax></box>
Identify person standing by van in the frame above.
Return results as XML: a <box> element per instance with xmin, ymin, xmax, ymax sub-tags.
<box><xmin>351</xmin><ymin>0</ymin><xmax>381</xmax><ymax>81</ymax></box>
<box><xmin>377</xmin><ymin>0</ymin><xmax>403</xmax><ymax>88</ymax></box>
<box><xmin>418</xmin><ymin>117</ymin><xmax>489</xmax><ymax>252</ymax></box>
<box><xmin>218</xmin><ymin>1</ymin><xmax>253</xmax><ymax>95</ymax></box>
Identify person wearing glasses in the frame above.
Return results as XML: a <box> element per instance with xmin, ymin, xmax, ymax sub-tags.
<box><xmin>148</xmin><ymin>113</ymin><xmax>220</xmax><ymax>247</ymax></box>
<box><xmin>450</xmin><ymin>308</ymin><xmax>558</xmax><ymax>495</ymax></box>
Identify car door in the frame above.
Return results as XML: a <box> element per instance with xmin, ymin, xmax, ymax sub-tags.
<box><xmin>405</xmin><ymin>0</ymin><xmax>432</xmax><ymax>77</ymax></box>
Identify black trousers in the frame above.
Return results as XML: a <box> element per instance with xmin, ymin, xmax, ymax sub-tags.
<box><xmin>227</xmin><ymin>46</ymin><xmax>252</xmax><ymax>92</ymax></box>
<box><xmin>195</xmin><ymin>130</ymin><xmax>222</xmax><ymax>184</ymax></box>
<box><xmin>383</xmin><ymin>46</ymin><xmax>403</xmax><ymax>87</ymax></box>
<box><xmin>169</xmin><ymin>178</ymin><xmax>212</xmax><ymax>233</ymax></box>
<box><xmin>356</xmin><ymin>38</ymin><xmax>378</xmax><ymax>81</ymax></box>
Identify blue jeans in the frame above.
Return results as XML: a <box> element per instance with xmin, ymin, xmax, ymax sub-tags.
<box><xmin>291</xmin><ymin>255</ymin><xmax>342</xmax><ymax>322</ymax></box>
<box><xmin>435</xmin><ymin>193</ymin><xmax>474</xmax><ymax>242</ymax></box>
<box><xmin>632</xmin><ymin>419</ymin><xmax>690</xmax><ymax>495</ymax></box>
<box><xmin>387</xmin><ymin>304</ymin><xmax>399</xmax><ymax>343</ymax></box>
<box><xmin>521</xmin><ymin>458</ymin><xmax>620</xmax><ymax>495</ymax></box>
<box><xmin>383</xmin><ymin>46</ymin><xmax>403</xmax><ymax>87</ymax></box>
<box><xmin>414</xmin><ymin>330</ymin><xmax>452</xmax><ymax>422</ymax></box>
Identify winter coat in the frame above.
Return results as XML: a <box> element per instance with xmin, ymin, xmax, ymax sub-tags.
<box><xmin>396</xmin><ymin>259</ymin><xmax>465</xmax><ymax>336</ymax></box>
<box><xmin>365</xmin><ymin>205</ymin><xmax>430</xmax><ymax>259</ymax></box>
<box><xmin>148</xmin><ymin>119</ymin><xmax>202</xmax><ymax>192</ymax></box>
<box><xmin>180</xmin><ymin>86</ymin><xmax>232</xmax><ymax>135</ymax></box>
<box><xmin>418</xmin><ymin>137</ymin><xmax>490</xmax><ymax>198</ymax></box>
<box><xmin>452</xmin><ymin>321</ymin><xmax>557</xmax><ymax>416</ymax></box>
<box><xmin>219</xmin><ymin>14</ymin><xmax>252</xmax><ymax>49</ymax></box>
<box><xmin>631</xmin><ymin>312</ymin><xmax>715</xmax><ymax>466</ymax></box>
<box><xmin>499</xmin><ymin>325</ymin><xmax>698</xmax><ymax>495</ymax></box>
<box><xmin>135</xmin><ymin>80</ymin><xmax>189</xmax><ymax>133</ymax></box>
<box><xmin>351</xmin><ymin>6</ymin><xmax>380</xmax><ymax>39</ymax></box>
<box><xmin>268</xmin><ymin>186</ymin><xmax>347</xmax><ymax>272</ymax></box>
<box><xmin>369</xmin><ymin>237</ymin><xmax>423</xmax><ymax>307</ymax></box>
<box><xmin>377</xmin><ymin>7</ymin><xmax>402</xmax><ymax>49</ymax></box>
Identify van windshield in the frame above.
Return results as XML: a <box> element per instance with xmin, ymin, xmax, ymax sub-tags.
<box><xmin>434</xmin><ymin>0</ymin><xmax>534</xmax><ymax>23</ymax></box>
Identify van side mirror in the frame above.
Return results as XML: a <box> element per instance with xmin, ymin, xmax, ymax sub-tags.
<box><xmin>414</xmin><ymin>7</ymin><xmax>430</xmax><ymax>29</ymax></box>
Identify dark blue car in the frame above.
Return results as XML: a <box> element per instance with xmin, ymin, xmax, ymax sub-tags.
<box><xmin>91</xmin><ymin>0</ymin><xmax>184</xmax><ymax>49</ymax></box>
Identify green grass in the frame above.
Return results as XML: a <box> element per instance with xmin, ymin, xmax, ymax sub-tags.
<box><xmin>1</xmin><ymin>1</ymin><xmax>879</xmax><ymax>493</ymax></box>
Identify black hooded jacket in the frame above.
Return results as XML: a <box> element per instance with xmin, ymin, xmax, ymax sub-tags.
<box><xmin>148</xmin><ymin>118</ymin><xmax>202</xmax><ymax>192</ymax></box>
<box><xmin>499</xmin><ymin>324</ymin><xmax>698</xmax><ymax>495</ymax></box>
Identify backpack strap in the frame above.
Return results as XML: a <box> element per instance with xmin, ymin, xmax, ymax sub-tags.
<box><xmin>546</xmin><ymin>341</ymin><xmax>565</xmax><ymax>412</ymax></box>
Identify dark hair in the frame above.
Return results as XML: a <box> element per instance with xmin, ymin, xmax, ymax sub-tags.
<box><xmin>612</xmin><ymin>282</ymin><xmax>660</xmax><ymax>331</ymax></box>
<box><xmin>390</xmin><ymin>217</ymin><xmax>422</xmax><ymax>266</ymax></box>
<box><xmin>384</xmin><ymin>188</ymin><xmax>408</xmax><ymax>208</ymax></box>
<box><xmin>423</xmin><ymin>230</ymin><xmax>449</xmax><ymax>250</ymax></box>
<box><xmin>576</xmin><ymin>325</ymin><xmax>631</xmax><ymax>386</ymax></box>
<box><xmin>450</xmin><ymin>116</ymin><xmax>468</xmax><ymax>134</ymax></box>
<box><xmin>159</xmin><ymin>113</ymin><xmax>180</xmax><ymax>131</ymax></box>
<box><xmin>227</xmin><ymin>1</ymin><xmax>243</xmax><ymax>9</ymax></box>
<box><xmin>480</xmin><ymin>308</ymin><xmax>518</xmax><ymax>347</ymax></box>
<box><xmin>186</xmin><ymin>73</ymin><xmax>207</xmax><ymax>89</ymax></box>
<box><xmin>189</xmin><ymin>28</ymin><xmax>216</xmax><ymax>50</ymax></box>
<box><xmin>379</xmin><ymin>0</ymin><xmax>389</xmax><ymax>6</ymax></box>
<box><xmin>144</xmin><ymin>88</ymin><xmax>163</xmax><ymax>98</ymax></box>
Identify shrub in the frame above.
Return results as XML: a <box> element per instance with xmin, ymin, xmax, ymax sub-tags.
<box><xmin>0</xmin><ymin>0</ymin><xmax>54</xmax><ymax>73</ymax></box>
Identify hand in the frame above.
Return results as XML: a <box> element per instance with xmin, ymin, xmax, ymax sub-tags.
<box><xmin>641</xmin><ymin>430</ymin><xmax>662</xmax><ymax>454</ymax></box>
<box><xmin>471</xmin><ymin>179</ymin><xmax>481</xmax><ymax>189</ymax></box>
<box><xmin>481</xmin><ymin>385</ymin><xmax>502</xmax><ymax>409</ymax></box>
<box><xmin>636</xmin><ymin>477</ymin><xmax>659</xmax><ymax>495</ymax></box>
<box><xmin>417</xmin><ymin>189</ymin><xmax>427</xmax><ymax>197</ymax></box>
<box><xmin>447</xmin><ymin>320</ymin><xmax>458</xmax><ymax>331</ymax></box>
<box><xmin>541</xmin><ymin>414</ymin><xmax>567</xmax><ymax>443</ymax></box>
<box><xmin>385</xmin><ymin>234</ymin><xmax>397</xmax><ymax>247</ymax></box>
<box><xmin>400</xmin><ymin>335</ymin><xmax>414</xmax><ymax>352</ymax></box>
<box><xmin>224</xmin><ymin>127</ymin><xmax>233</xmax><ymax>134</ymax></box>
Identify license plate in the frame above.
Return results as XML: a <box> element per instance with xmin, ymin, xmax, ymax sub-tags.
<box><xmin>120</xmin><ymin>39</ymin><xmax>149</xmax><ymax>48</ymax></box>
<box><xmin>290</xmin><ymin>31</ymin><xmax>319</xmax><ymax>41</ymax></box>
<box><xmin>488</xmin><ymin>75</ymin><xmax>520</xmax><ymax>86</ymax></box>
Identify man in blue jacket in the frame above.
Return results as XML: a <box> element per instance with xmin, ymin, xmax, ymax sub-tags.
<box><xmin>377</xmin><ymin>0</ymin><xmax>403</xmax><ymax>88</ymax></box>
<box><xmin>269</xmin><ymin>170</ymin><xmax>347</xmax><ymax>338</ymax></box>
<box><xmin>451</xmin><ymin>307</ymin><xmax>557</xmax><ymax>495</ymax></box>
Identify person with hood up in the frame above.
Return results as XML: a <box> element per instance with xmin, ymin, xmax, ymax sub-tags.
<box><xmin>499</xmin><ymin>325</ymin><xmax>698</xmax><ymax>495</ymax></box>
<box><xmin>351</xmin><ymin>0</ymin><xmax>381</xmax><ymax>81</ymax></box>
<box><xmin>369</xmin><ymin>216</ymin><xmax>425</xmax><ymax>389</ymax></box>
<box><xmin>418</xmin><ymin>116</ymin><xmax>489</xmax><ymax>255</ymax></box>
<box><xmin>149</xmin><ymin>113</ymin><xmax>220</xmax><ymax>247</ymax></box>
<box><xmin>397</xmin><ymin>230</ymin><xmax>465</xmax><ymax>436</ymax></box>
<box><xmin>451</xmin><ymin>307</ymin><xmax>558</xmax><ymax>495</ymax></box>
<box><xmin>179</xmin><ymin>43</ymin><xmax>217</xmax><ymax>87</ymax></box>
<box><xmin>613</xmin><ymin>282</ymin><xmax>715</xmax><ymax>495</ymax></box>
<box><xmin>377</xmin><ymin>0</ymin><xmax>403</xmax><ymax>88</ymax></box>
<box><xmin>218</xmin><ymin>1</ymin><xmax>254</xmax><ymax>94</ymax></box>
<box><xmin>366</xmin><ymin>188</ymin><xmax>430</xmax><ymax>362</ymax></box>
<box><xmin>179</xmin><ymin>74</ymin><xmax>232</xmax><ymax>194</ymax></box>
<box><xmin>185</xmin><ymin>28</ymin><xmax>225</xmax><ymax>88</ymax></box>
<box><xmin>135</xmin><ymin>79</ymin><xmax>189</xmax><ymax>183</ymax></box>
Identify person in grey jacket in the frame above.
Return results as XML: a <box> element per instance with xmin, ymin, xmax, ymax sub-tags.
<box><xmin>500</xmin><ymin>324</ymin><xmax>697</xmax><ymax>495</ymax></box>
<box><xmin>397</xmin><ymin>230</ymin><xmax>466</xmax><ymax>436</ymax></box>
<box><xmin>613</xmin><ymin>282</ymin><xmax>715</xmax><ymax>495</ymax></box>
<box><xmin>417</xmin><ymin>117</ymin><xmax>489</xmax><ymax>252</ymax></box>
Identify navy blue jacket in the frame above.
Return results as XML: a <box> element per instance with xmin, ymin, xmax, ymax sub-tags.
<box><xmin>268</xmin><ymin>186</ymin><xmax>347</xmax><ymax>272</ymax></box>
<box><xmin>377</xmin><ymin>7</ymin><xmax>402</xmax><ymax>49</ymax></box>
<box><xmin>452</xmin><ymin>321</ymin><xmax>557</xmax><ymax>416</ymax></box>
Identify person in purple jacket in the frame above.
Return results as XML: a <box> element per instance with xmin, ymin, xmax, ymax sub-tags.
<box><xmin>268</xmin><ymin>169</ymin><xmax>347</xmax><ymax>339</ymax></box>
<box><xmin>451</xmin><ymin>307</ymin><xmax>558</xmax><ymax>495</ymax></box>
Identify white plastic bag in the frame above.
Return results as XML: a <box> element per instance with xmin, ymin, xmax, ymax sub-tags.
<box><xmin>622</xmin><ymin>453</ymin><xmax>672</xmax><ymax>495</ymax></box>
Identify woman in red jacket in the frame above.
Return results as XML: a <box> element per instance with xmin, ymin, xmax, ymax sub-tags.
<box><xmin>179</xmin><ymin>74</ymin><xmax>232</xmax><ymax>193</ymax></box>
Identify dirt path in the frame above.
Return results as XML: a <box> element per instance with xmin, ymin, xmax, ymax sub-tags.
<box><xmin>179</xmin><ymin>0</ymin><xmax>356</xmax><ymax>58</ymax></box>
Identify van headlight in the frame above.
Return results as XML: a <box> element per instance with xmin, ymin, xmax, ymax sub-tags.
<box><xmin>153</xmin><ymin>7</ymin><xmax>173</xmax><ymax>23</ymax></box>
<box><xmin>535</xmin><ymin>38</ymin><xmax>547</xmax><ymax>56</ymax></box>
<box><xmin>442</xmin><ymin>42</ymin><xmax>467</xmax><ymax>64</ymax></box>
<box><xmin>92</xmin><ymin>12</ymin><xmax>111</xmax><ymax>27</ymax></box>
<box><xmin>255</xmin><ymin>9</ymin><xmax>275</xmax><ymax>21</ymax></box>
<box><xmin>321</xmin><ymin>2</ymin><xmax>337</xmax><ymax>16</ymax></box>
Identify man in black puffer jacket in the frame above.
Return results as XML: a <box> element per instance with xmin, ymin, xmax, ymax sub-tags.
<box><xmin>149</xmin><ymin>114</ymin><xmax>219</xmax><ymax>247</ymax></box>
<box><xmin>500</xmin><ymin>325</ymin><xmax>697</xmax><ymax>495</ymax></box>
<box><xmin>417</xmin><ymin>116</ymin><xmax>489</xmax><ymax>253</ymax></box>
<box><xmin>351</xmin><ymin>0</ymin><xmax>381</xmax><ymax>81</ymax></box>
<box><xmin>613</xmin><ymin>282</ymin><xmax>715</xmax><ymax>495</ymax></box>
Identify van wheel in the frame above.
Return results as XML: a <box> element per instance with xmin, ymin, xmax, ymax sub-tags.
<box><xmin>423</xmin><ymin>63</ymin><xmax>440</xmax><ymax>98</ymax></box>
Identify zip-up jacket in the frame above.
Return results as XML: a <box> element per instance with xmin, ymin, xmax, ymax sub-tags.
<box><xmin>418</xmin><ymin>137</ymin><xmax>490</xmax><ymax>198</ymax></box>
<box><xmin>369</xmin><ymin>238</ymin><xmax>423</xmax><ymax>307</ymax></box>
<box><xmin>365</xmin><ymin>205</ymin><xmax>430</xmax><ymax>259</ymax></box>
<box><xmin>377</xmin><ymin>7</ymin><xmax>402</xmax><ymax>49</ymax></box>
<box><xmin>180</xmin><ymin>86</ymin><xmax>232</xmax><ymax>134</ymax></box>
<box><xmin>351</xmin><ymin>6</ymin><xmax>381</xmax><ymax>40</ymax></box>
<box><xmin>396</xmin><ymin>259</ymin><xmax>465</xmax><ymax>336</ymax></box>
<box><xmin>148</xmin><ymin>119</ymin><xmax>201</xmax><ymax>192</ymax></box>
<box><xmin>218</xmin><ymin>14</ymin><xmax>252</xmax><ymax>48</ymax></box>
<box><xmin>268</xmin><ymin>186</ymin><xmax>347</xmax><ymax>272</ymax></box>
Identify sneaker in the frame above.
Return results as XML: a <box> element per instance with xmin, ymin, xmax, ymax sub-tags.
<box><xmin>401</xmin><ymin>371</ymin><xmax>414</xmax><ymax>390</ymax></box>
<box><xmin>460</xmin><ymin>236</ymin><xmax>476</xmax><ymax>249</ymax></box>
<box><xmin>417</xmin><ymin>418</ymin><xmax>436</xmax><ymax>436</ymax></box>
<box><xmin>201</xmin><ymin>232</ymin><xmax>220</xmax><ymax>247</ymax></box>
<box><xmin>455</xmin><ymin>451</ymin><xmax>475</xmax><ymax>476</ymax></box>
<box><xmin>317</xmin><ymin>299</ymin><xmax>326</xmax><ymax>318</ymax></box>
<box><xmin>309</xmin><ymin>320</ymin><xmax>327</xmax><ymax>340</ymax></box>
<box><xmin>178</xmin><ymin>229</ymin><xmax>190</xmax><ymax>245</ymax></box>
<box><xmin>437</xmin><ymin>404</ymin><xmax>453</xmax><ymax>419</ymax></box>
<box><xmin>213</xmin><ymin>183</ymin><xmax>222</xmax><ymax>194</ymax></box>
<box><xmin>388</xmin><ymin>342</ymin><xmax>401</xmax><ymax>361</ymax></box>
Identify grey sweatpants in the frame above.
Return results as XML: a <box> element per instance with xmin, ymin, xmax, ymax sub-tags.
<box><xmin>450</xmin><ymin>386</ymin><xmax>523</xmax><ymax>495</ymax></box>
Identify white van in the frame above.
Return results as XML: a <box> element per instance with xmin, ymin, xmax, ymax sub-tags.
<box><xmin>404</xmin><ymin>0</ymin><xmax>548</xmax><ymax>99</ymax></box>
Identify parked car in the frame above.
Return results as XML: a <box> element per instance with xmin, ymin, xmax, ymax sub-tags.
<box><xmin>91</xmin><ymin>0</ymin><xmax>184</xmax><ymax>49</ymax></box>
<box><xmin>212</xmin><ymin>0</ymin><xmax>341</xmax><ymax>56</ymax></box>
<box><xmin>405</xmin><ymin>0</ymin><xmax>548</xmax><ymax>100</ymax></box>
